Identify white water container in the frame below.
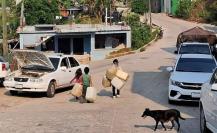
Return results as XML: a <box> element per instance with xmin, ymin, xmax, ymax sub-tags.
<box><xmin>85</xmin><ymin>87</ymin><xmax>97</xmax><ymax>102</ymax></box>
<box><xmin>116</xmin><ymin>70</ymin><xmax>129</xmax><ymax>81</ymax></box>
<box><xmin>71</xmin><ymin>83</ymin><xmax>83</xmax><ymax>97</ymax></box>
<box><xmin>111</xmin><ymin>77</ymin><xmax>124</xmax><ymax>90</ymax></box>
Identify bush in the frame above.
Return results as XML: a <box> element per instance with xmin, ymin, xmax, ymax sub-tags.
<box><xmin>124</xmin><ymin>12</ymin><xmax>140</xmax><ymax>27</ymax></box>
<box><xmin>204</xmin><ymin>1</ymin><xmax>217</xmax><ymax>25</ymax></box>
<box><xmin>131</xmin><ymin>25</ymin><xmax>152</xmax><ymax>49</ymax></box>
<box><xmin>176</xmin><ymin>0</ymin><xmax>192</xmax><ymax>19</ymax></box>
<box><xmin>131</xmin><ymin>0</ymin><xmax>148</xmax><ymax>15</ymax></box>
<box><xmin>124</xmin><ymin>12</ymin><xmax>156</xmax><ymax>49</ymax></box>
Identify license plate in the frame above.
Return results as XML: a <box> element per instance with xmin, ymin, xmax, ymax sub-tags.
<box><xmin>191</xmin><ymin>92</ymin><xmax>201</xmax><ymax>98</ymax></box>
<box><xmin>15</xmin><ymin>84</ymin><xmax>23</xmax><ymax>89</ymax></box>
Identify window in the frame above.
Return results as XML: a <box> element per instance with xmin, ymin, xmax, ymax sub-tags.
<box><xmin>179</xmin><ymin>44</ymin><xmax>210</xmax><ymax>55</ymax></box>
<box><xmin>49</xmin><ymin>57</ymin><xmax>60</xmax><ymax>70</ymax></box>
<box><xmin>68</xmin><ymin>57</ymin><xmax>79</xmax><ymax>67</ymax></box>
<box><xmin>176</xmin><ymin>58</ymin><xmax>216</xmax><ymax>73</ymax></box>
<box><xmin>60</xmin><ymin>58</ymin><xmax>69</xmax><ymax>68</ymax></box>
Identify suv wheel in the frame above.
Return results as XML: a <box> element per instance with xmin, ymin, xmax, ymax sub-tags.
<box><xmin>10</xmin><ymin>90</ymin><xmax>18</xmax><ymax>96</ymax></box>
<box><xmin>200</xmin><ymin>105</ymin><xmax>210</xmax><ymax>133</ymax></box>
<box><xmin>47</xmin><ymin>82</ymin><xmax>55</xmax><ymax>98</ymax></box>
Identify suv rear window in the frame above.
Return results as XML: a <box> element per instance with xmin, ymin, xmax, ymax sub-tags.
<box><xmin>179</xmin><ymin>44</ymin><xmax>210</xmax><ymax>54</ymax></box>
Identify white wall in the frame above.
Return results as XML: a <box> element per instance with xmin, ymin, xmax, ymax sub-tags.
<box><xmin>19</xmin><ymin>33</ymin><xmax>55</xmax><ymax>49</ymax></box>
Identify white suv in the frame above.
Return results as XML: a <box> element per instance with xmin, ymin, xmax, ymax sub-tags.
<box><xmin>167</xmin><ymin>54</ymin><xmax>216</xmax><ymax>103</ymax></box>
<box><xmin>200</xmin><ymin>69</ymin><xmax>217</xmax><ymax>133</ymax></box>
<box><xmin>4</xmin><ymin>50</ymin><xmax>87</xmax><ymax>97</ymax></box>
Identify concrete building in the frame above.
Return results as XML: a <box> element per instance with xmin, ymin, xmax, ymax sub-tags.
<box><xmin>18</xmin><ymin>24</ymin><xmax>131</xmax><ymax>60</ymax></box>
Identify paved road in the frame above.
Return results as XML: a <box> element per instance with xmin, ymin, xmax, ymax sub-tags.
<box><xmin>0</xmin><ymin>14</ymin><xmax>215</xmax><ymax>133</ymax></box>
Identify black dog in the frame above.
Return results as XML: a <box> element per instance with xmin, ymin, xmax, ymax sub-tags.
<box><xmin>141</xmin><ymin>108</ymin><xmax>185</xmax><ymax>131</ymax></box>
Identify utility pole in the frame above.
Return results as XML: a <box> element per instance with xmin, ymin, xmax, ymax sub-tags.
<box><xmin>148</xmin><ymin>0</ymin><xmax>152</xmax><ymax>27</ymax></box>
<box><xmin>20</xmin><ymin>1</ymin><xmax>25</xmax><ymax>27</ymax></box>
<box><xmin>109</xmin><ymin>0</ymin><xmax>112</xmax><ymax>26</ymax></box>
<box><xmin>2</xmin><ymin>0</ymin><xmax>8</xmax><ymax>56</ymax></box>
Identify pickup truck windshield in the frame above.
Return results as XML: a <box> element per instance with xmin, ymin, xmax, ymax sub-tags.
<box><xmin>176</xmin><ymin>58</ymin><xmax>216</xmax><ymax>73</ymax></box>
<box><xmin>49</xmin><ymin>58</ymin><xmax>60</xmax><ymax>70</ymax></box>
<box><xmin>179</xmin><ymin>44</ymin><xmax>210</xmax><ymax>54</ymax></box>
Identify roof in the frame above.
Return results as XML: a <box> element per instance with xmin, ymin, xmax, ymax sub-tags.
<box><xmin>18</xmin><ymin>24</ymin><xmax>131</xmax><ymax>34</ymax></box>
<box><xmin>180</xmin><ymin>54</ymin><xmax>213</xmax><ymax>59</ymax></box>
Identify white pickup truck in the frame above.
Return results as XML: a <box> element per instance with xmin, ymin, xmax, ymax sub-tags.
<box><xmin>4</xmin><ymin>50</ymin><xmax>87</xmax><ymax>97</ymax></box>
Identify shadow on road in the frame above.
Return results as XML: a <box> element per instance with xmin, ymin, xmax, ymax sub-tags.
<box><xmin>135</xmin><ymin>124</ymin><xmax>174</xmax><ymax>131</ymax></box>
<box><xmin>4</xmin><ymin>87</ymin><xmax>72</xmax><ymax>98</ymax></box>
<box><xmin>131</xmin><ymin>69</ymin><xmax>199</xmax><ymax>118</ymax></box>
<box><xmin>161</xmin><ymin>47</ymin><xmax>177</xmax><ymax>55</ymax></box>
<box><xmin>97</xmin><ymin>89</ymin><xmax>112</xmax><ymax>97</ymax></box>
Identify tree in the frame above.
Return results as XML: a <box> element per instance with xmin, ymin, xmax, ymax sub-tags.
<box><xmin>205</xmin><ymin>1</ymin><xmax>217</xmax><ymax>25</ymax></box>
<box><xmin>23</xmin><ymin>0</ymin><xmax>59</xmax><ymax>25</ymax></box>
<box><xmin>176</xmin><ymin>0</ymin><xmax>192</xmax><ymax>19</ymax></box>
<box><xmin>131</xmin><ymin>0</ymin><xmax>148</xmax><ymax>15</ymax></box>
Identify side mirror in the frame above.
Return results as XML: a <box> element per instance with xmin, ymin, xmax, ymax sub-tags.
<box><xmin>166</xmin><ymin>67</ymin><xmax>173</xmax><ymax>72</ymax></box>
<box><xmin>174</xmin><ymin>50</ymin><xmax>178</xmax><ymax>54</ymax></box>
<box><xmin>60</xmin><ymin>66</ymin><xmax>67</xmax><ymax>71</ymax></box>
<box><xmin>211</xmin><ymin>84</ymin><xmax>217</xmax><ymax>91</ymax></box>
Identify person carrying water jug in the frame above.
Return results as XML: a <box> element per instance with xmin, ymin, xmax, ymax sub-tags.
<box><xmin>82</xmin><ymin>67</ymin><xmax>93</xmax><ymax>102</ymax></box>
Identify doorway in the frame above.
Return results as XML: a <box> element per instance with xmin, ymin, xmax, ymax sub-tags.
<box><xmin>73</xmin><ymin>38</ymin><xmax>84</xmax><ymax>55</ymax></box>
<box><xmin>58</xmin><ymin>38</ymin><xmax>71</xmax><ymax>54</ymax></box>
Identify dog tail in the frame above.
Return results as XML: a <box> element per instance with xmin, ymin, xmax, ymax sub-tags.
<box><xmin>179</xmin><ymin>115</ymin><xmax>186</xmax><ymax>120</ymax></box>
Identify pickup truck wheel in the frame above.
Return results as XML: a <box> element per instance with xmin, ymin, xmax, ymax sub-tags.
<box><xmin>10</xmin><ymin>90</ymin><xmax>18</xmax><ymax>96</ymax></box>
<box><xmin>200</xmin><ymin>105</ymin><xmax>210</xmax><ymax>133</ymax></box>
<box><xmin>47</xmin><ymin>82</ymin><xmax>55</xmax><ymax>98</ymax></box>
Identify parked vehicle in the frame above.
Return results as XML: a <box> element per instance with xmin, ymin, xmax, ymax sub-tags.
<box><xmin>167</xmin><ymin>54</ymin><xmax>217</xmax><ymax>103</ymax></box>
<box><xmin>200</xmin><ymin>68</ymin><xmax>217</xmax><ymax>133</ymax></box>
<box><xmin>0</xmin><ymin>56</ymin><xmax>10</xmax><ymax>85</ymax></box>
<box><xmin>4</xmin><ymin>50</ymin><xmax>87</xmax><ymax>97</ymax></box>
<box><xmin>176</xmin><ymin>42</ymin><xmax>212</xmax><ymax>55</ymax></box>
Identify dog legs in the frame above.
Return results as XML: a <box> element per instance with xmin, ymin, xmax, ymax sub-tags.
<box><xmin>175</xmin><ymin>118</ymin><xmax>180</xmax><ymax>131</ymax></box>
<box><xmin>160</xmin><ymin>122</ymin><xmax>167</xmax><ymax>131</ymax></box>
<box><xmin>154</xmin><ymin>121</ymin><xmax>159</xmax><ymax>131</ymax></box>
<box><xmin>170</xmin><ymin>120</ymin><xmax>175</xmax><ymax>129</ymax></box>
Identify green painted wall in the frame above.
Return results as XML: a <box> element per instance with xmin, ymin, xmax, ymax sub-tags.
<box><xmin>171</xmin><ymin>0</ymin><xmax>178</xmax><ymax>16</ymax></box>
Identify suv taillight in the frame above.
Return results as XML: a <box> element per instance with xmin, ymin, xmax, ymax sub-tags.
<box><xmin>2</xmin><ymin>64</ymin><xmax>6</xmax><ymax>71</ymax></box>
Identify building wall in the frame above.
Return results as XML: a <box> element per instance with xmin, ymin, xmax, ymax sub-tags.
<box><xmin>19</xmin><ymin>33</ymin><xmax>55</xmax><ymax>49</ymax></box>
<box><xmin>19</xmin><ymin>30</ymin><xmax>131</xmax><ymax>61</ymax></box>
<box><xmin>164</xmin><ymin>0</ymin><xmax>171</xmax><ymax>14</ymax></box>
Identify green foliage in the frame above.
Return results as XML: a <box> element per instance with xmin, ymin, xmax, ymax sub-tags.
<box><xmin>131</xmin><ymin>0</ymin><xmax>148</xmax><ymax>14</ymax></box>
<box><xmin>0</xmin><ymin>0</ymin><xmax>18</xmax><ymax>39</ymax></box>
<box><xmin>23</xmin><ymin>0</ymin><xmax>59</xmax><ymax>25</ymax></box>
<box><xmin>125</xmin><ymin>13</ymin><xmax>155</xmax><ymax>49</ymax></box>
<box><xmin>124</xmin><ymin>12</ymin><xmax>140</xmax><ymax>27</ymax></box>
<box><xmin>205</xmin><ymin>1</ymin><xmax>217</xmax><ymax>25</ymax></box>
<box><xmin>175</xmin><ymin>0</ymin><xmax>192</xmax><ymax>19</ymax></box>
